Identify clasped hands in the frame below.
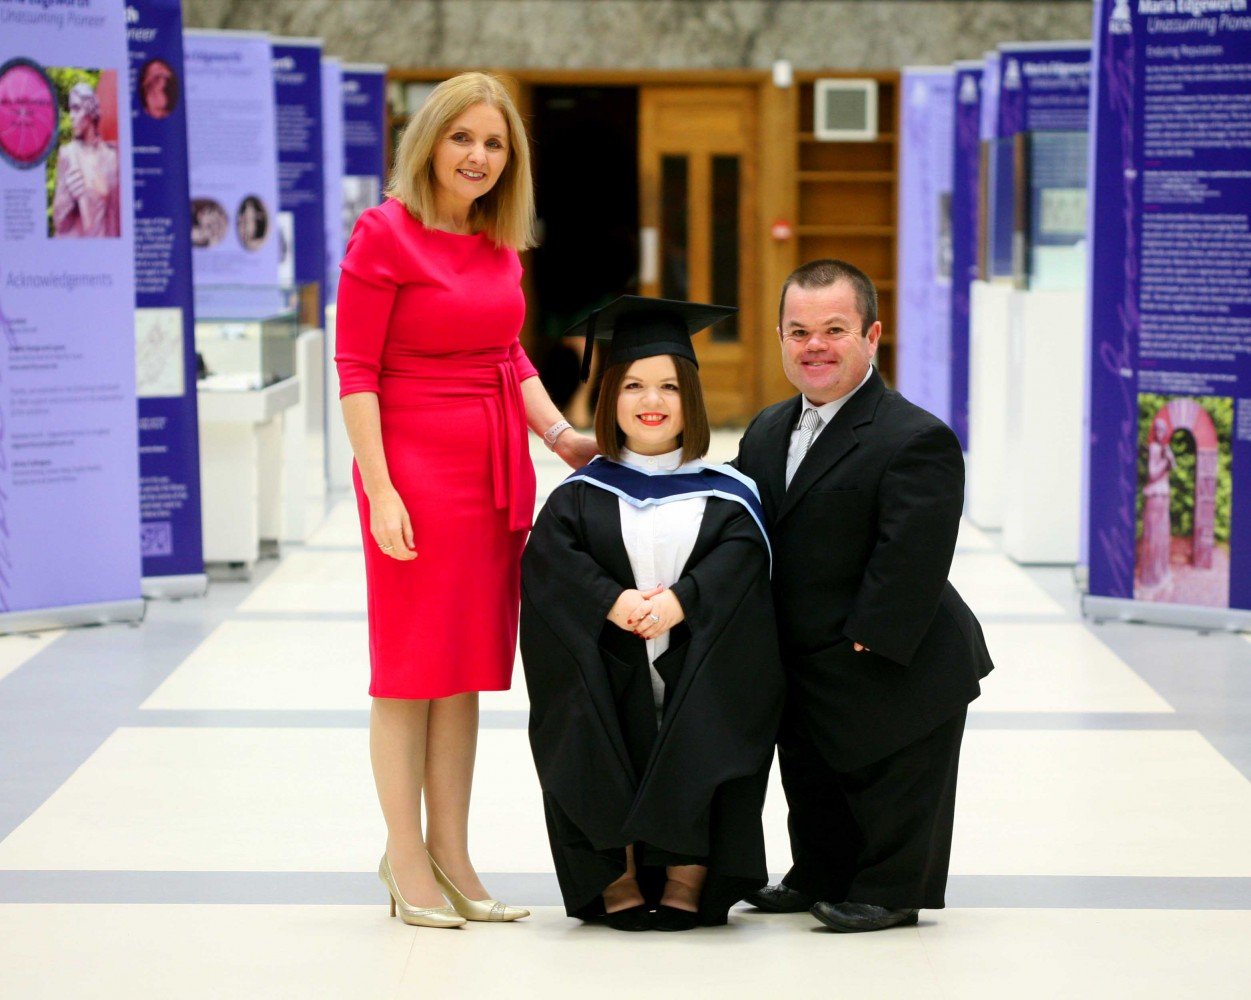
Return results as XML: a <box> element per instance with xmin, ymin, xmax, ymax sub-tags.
<box><xmin>608</xmin><ymin>585</ymin><xmax>685</xmax><ymax>641</ymax></box>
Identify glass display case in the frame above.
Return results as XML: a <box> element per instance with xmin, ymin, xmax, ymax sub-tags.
<box><xmin>194</xmin><ymin>285</ymin><xmax>300</xmax><ymax>391</ymax></box>
<box><xmin>1017</xmin><ymin>131</ymin><xmax>1089</xmax><ymax>291</ymax></box>
<box><xmin>983</xmin><ymin>136</ymin><xmax>1017</xmax><ymax>282</ymax></box>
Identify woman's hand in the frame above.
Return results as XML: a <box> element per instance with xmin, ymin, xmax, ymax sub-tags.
<box><xmin>607</xmin><ymin>585</ymin><xmax>664</xmax><ymax>632</ymax></box>
<box><xmin>369</xmin><ymin>487</ymin><xmax>417</xmax><ymax>561</ymax></box>
<box><xmin>632</xmin><ymin>589</ymin><xmax>686</xmax><ymax>641</ymax></box>
<box><xmin>554</xmin><ymin>430</ymin><xmax>600</xmax><ymax>470</ymax></box>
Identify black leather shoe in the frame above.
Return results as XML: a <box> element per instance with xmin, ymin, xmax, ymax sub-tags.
<box><xmin>652</xmin><ymin>904</ymin><xmax>698</xmax><ymax>932</ymax></box>
<box><xmin>743</xmin><ymin>883</ymin><xmax>814</xmax><ymax>913</ymax></box>
<box><xmin>602</xmin><ymin>904</ymin><xmax>653</xmax><ymax>931</ymax></box>
<box><xmin>810</xmin><ymin>901</ymin><xmax>919</xmax><ymax>933</ymax></box>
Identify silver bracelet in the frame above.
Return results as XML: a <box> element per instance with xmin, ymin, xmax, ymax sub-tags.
<box><xmin>543</xmin><ymin>419</ymin><xmax>573</xmax><ymax>451</ymax></box>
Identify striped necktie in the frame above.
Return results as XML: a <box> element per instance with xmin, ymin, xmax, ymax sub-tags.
<box><xmin>786</xmin><ymin>407</ymin><xmax>823</xmax><ymax>489</ymax></box>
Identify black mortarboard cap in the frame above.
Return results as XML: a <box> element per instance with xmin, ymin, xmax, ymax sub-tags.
<box><xmin>565</xmin><ymin>295</ymin><xmax>738</xmax><ymax>382</ymax></box>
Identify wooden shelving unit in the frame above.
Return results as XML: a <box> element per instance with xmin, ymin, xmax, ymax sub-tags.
<box><xmin>795</xmin><ymin>72</ymin><xmax>901</xmax><ymax>384</ymax></box>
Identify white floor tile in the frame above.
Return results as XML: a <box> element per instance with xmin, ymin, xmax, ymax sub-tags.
<box><xmin>0</xmin><ymin>727</ymin><xmax>382</xmax><ymax>872</ymax></box>
<box><xmin>762</xmin><ymin>754</ymin><xmax>795</xmax><ymax>874</ymax></box>
<box><xmin>956</xmin><ymin>518</ymin><xmax>996</xmax><ymax>552</ymax></box>
<box><xmin>398</xmin><ymin>906</ymin><xmax>939</xmax><ymax>999</ymax></box>
<box><xmin>949</xmin><ymin>553</ymin><xmax>1067</xmax><ymax>617</ymax></box>
<box><xmin>952</xmin><ymin>730</ymin><xmax>1251</xmax><ymax>876</ymax></box>
<box><xmin>304</xmin><ymin>497</ymin><xmax>363</xmax><ymax>548</ymax></box>
<box><xmin>0</xmin><ymin>630</ymin><xmax>62</xmax><ymax>685</ymax></box>
<box><xmin>138</xmin><ymin>611</ymin><xmax>530</xmax><ymax>714</ymax></box>
<box><xmin>21</xmin><ymin>726</ymin><xmax>1246</xmax><ymax>881</ymax></box>
<box><xmin>973</xmin><ymin>623</ymin><xmax>1174</xmax><ymax>713</ymax></box>
<box><xmin>0</xmin><ymin>904</ymin><xmax>414</xmax><ymax>1000</ymax></box>
<box><xmin>921</xmin><ymin>908</ymin><xmax>1251</xmax><ymax>999</ymax></box>
<box><xmin>2</xmin><ymin>903</ymin><xmax>1246</xmax><ymax>1000</ymax></box>
<box><xmin>0</xmin><ymin>727</ymin><xmax>546</xmax><ymax>874</ymax></box>
<box><xmin>237</xmin><ymin>550</ymin><xmax>366</xmax><ymax>614</ymax></box>
<box><xmin>141</xmin><ymin>620</ymin><xmax>371</xmax><ymax>711</ymax></box>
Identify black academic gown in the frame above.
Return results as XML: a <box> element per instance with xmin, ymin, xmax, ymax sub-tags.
<box><xmin>520</xmin><ymin>481</ymin><xmax>784</xmax><ymax>925</ymax></box>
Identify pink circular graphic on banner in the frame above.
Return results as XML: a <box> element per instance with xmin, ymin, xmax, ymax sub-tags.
<box><xmin>0</xmin><ymin>59</ymin><xmax>59</xmax><ymax>169</ymax></box>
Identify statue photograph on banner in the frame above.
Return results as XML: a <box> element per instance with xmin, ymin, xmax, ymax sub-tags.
<box><xmin>1135</xmin><ymin>394</ymin><xmax>1233</xmax><ymax>609</ymax></box>
<box><xmin>45</xmin><ymin>67</ymin><xmax>120</xmax><ymax>239</ymax></box>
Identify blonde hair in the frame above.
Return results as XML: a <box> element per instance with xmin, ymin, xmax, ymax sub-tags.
<box><xmin>386</xmin><ymin>72</ymin><xmax>536</xmax><ymax>251</ymax></box>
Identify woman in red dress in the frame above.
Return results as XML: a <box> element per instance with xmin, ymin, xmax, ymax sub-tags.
<box><xmin>336</xmin><ymin>72</ymin><xmax>597</xmax><ymax>928</ymax></box>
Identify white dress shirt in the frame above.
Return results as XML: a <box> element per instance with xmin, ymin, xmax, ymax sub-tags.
<box><xmin>617</xmin><ymin>447</ymin><xmax>706</xmax><ymax>719</ymax></box>
<box><xmin>785</xmin><ymin>366</ymin><xmax>875</xmax><ymax>488</ymax></box>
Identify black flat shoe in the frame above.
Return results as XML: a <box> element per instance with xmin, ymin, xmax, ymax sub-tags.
<box><xmin>652</xmin><ymin>904</ymin><xmax>698</xmax><ymax>932</ymax></box>
<box><xmin>743</xmin><ymin>883</ymin><xmax>814</xmax><ymax>913</ymax></box>
<box><xmin>810</xmin><ymin>901</ymin><xmax>919</xmax><ymax>933</ymax></box>
<box><xmin>603</xmin><ymin>904</ymin><xmax>653</xmax><ymax>931</ymax></box>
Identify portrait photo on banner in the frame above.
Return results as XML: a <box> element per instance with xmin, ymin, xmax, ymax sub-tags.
<box><xmin>235</xmin><ymin>193</ymin><xmax>270</xmax><ymax>252</ymax></box>
<box><xmin>138</xmin><ymin>57</ymin><xmax>179</xmax><ymax>121</ymax></box>
<box><xmin>44</xmin><ymin>67</ymin><xmax>121</xmax><ymax>239</ymax></box>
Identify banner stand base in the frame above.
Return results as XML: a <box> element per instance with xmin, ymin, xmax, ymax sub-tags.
<box><xmin>141</xmin><ymin>574</ymin><xmax>209</xmax><ymax>601</ymax></box>
<box><xmin>0</xmin><ymin>599</ymin><xmax>146</xmax><ymax>636</ymax></box>
<box><xmin>1083</xmin><ymin>595</ymin><xmax>1251</xmax><ymax>633</ymax></box>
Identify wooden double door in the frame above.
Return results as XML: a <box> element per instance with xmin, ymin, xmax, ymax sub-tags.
<box><xmin>638</xmin><ymin>87</ymin><xmax>759</xmax><ymax>425</ymax></box>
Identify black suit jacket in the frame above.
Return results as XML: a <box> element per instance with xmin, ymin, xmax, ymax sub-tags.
<box><xmin>737</xmin><ymin>369</ymin><xmax>993</xmax><ymax>771</ymax></box>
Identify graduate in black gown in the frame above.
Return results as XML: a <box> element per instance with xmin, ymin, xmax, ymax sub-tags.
<box><xmin>520</xmin><ymin>297</ymin><xmax>784</xmax><ymax>931</ymax></box>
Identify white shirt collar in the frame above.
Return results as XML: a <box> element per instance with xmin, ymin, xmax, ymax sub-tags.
<box><xmin>801</xmin><ymin>365</ymin><xmax>875</xmax><ymax>425</ymax></box>
<box><xmin>619</xmin><ymin>447</ymin><xmax>695</xmax><ymax>473</ymax></box>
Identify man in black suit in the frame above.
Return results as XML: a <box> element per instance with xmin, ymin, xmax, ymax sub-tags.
<box><xmin>738</xmin><ymin>259</ymin><xmax>993</xmax><ymax>932</ymax></box>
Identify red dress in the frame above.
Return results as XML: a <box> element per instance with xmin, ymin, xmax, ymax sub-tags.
<box><xmin>336</xmin><ymin>199</ymin><xmax>538</xmax><ymax>699</ymax></box>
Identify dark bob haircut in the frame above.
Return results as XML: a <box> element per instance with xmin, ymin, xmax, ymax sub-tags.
<box><xmin>593</xmin><ymin>354</ymin><xmax>710</xmax><ymax>464</ymax></box>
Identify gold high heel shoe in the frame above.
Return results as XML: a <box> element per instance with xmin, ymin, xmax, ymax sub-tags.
<box><xmin>427</xmin><ymin>851</ymin><xmax>530</xmax><ymax>922</ymax></box>
<box><xmin>378</xmin><ymin>854</ymin><xmax>465</xmax><ymax>928</ymax></box>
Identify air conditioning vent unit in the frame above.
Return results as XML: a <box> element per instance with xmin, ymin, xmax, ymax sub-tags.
<box><xmin>814</xmin><ymin>79</ymin><xmax>878</xmax><ymax>142</ymax></box>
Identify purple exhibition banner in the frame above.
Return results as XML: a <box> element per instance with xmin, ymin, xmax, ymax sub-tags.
<box><xmin>1086</xmin><ymin>0</ymin><xmax>1251</xmax><ymax>619</ymax></box>
<box><xmin>183</xmin><ymin>30</ymin><xmax>281</xmax><ymax>293</ymax></box>
<box><xmin>321</xmin><ymin>56</ymin><xmax>344</xmax><ymax>308</ymax></box>
<box><xmin>0</xmin><ymin>0</ymin><xmax>143</xmax><ymax>622</ymax></box>
<box><xmin>979</xmin><ymin>52</ymin><xmax>1000</xmax><ymax>144</ymax></box>
<box><xmin>272</xmin><ymin>38</ymin><xmax>325</xmax><ymax>310</ymax></box>
<box><xmin>128</xmin><ymin>0</ymin><xmax>204</xmax><ymax>589</ymax></box>
<box><xmin>341</xmin><ymin>63</ymin><xmax>387</xmax><ymax>241</ymax></box>
<box><xmin>996</xmin><ymin>42</ymin><xmax>1092</xmax><ymax>137</ymax></box>
<box><xmin>897</xmin><ymin>68</ymin><xmax>955</xmax><ymax>425</ymax></box>
<box><xmin>989</xmin><ymin>42</ymin><xmax>1092</xmax><ymax>281</ymax></box>
<box><xmin>949</xmin><ymin>62</ymin><xmax>983</xmax><ymax>449</ymax></box>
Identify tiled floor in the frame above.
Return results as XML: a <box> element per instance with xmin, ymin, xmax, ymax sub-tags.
<box><xmin>2</xmin><ymin>433</ymin><xmax>1250</xmax><ymax>998</ymax></box>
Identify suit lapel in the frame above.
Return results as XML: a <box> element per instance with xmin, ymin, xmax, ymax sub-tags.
<box><xmin>777</xmin><ymin>370</ymin><xmax>885</xmax><ymax>524</ymax></box>
<box><xmin>758</xmin><ymin>397</ymin><xmax>800</xmax><ymax>523</ymax></box>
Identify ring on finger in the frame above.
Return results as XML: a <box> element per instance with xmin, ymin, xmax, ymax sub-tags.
<box><xmin>647</xmin><ymin>613</ymin><xmax>661</xmax><ymax>624</ymax></box>
<box><xmin>379</xmin><ymin>542</ymin><xmax>394</xmax><ymax>551</ymax></box>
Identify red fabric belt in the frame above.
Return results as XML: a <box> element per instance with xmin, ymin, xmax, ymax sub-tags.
<box><xmin>379</xmin><ymin>355</ymin><xmax>534</xmax><ymax>532</ymax></box>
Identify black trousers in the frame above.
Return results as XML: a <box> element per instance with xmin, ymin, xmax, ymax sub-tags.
<box><xmin>778</xmin><ymin>707</ymin><xmax>967</xmax><ymax>910</ymax></box>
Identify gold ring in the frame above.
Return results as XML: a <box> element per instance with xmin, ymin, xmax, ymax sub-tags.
<box><xmin>379</xmin><ymin>543</ymin><xmax>394</xmax><ymax>551</ymax></box>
